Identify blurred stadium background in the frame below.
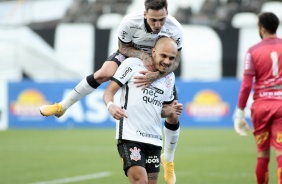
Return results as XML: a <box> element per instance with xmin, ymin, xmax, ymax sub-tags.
<box><xmin>0</xmin><ymin>0</ymin><xmax>282</xmax><ymax>183</ymax></box>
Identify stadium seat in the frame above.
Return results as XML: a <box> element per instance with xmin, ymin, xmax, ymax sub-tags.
<box><xmin>126</xmin><ymin>0</ymin><xmax>144</xmax><ymax>14</ymax></box>
<box><xmin>261</xmin><ymin>1</ymin><xmax>282</xmax><ymax>21</ymax></box>
<box><xmin>180</xmin><ymin>24</ymin><xmax>222</xmax><ymax>81</ymax></box>
<box><xmin>96</xmin><ymin>13</ymin><xmax>123</xmax><ymax>29</ymax></box>
<box><xmin>54</xmin><ymin>23</ymin><xmax>95</xmax><ymax>77</ymax></box>
<box><xmin>231</xmin><ymin>12</ymin><xmax>258</xmax><ymax>28</ymax></box>
<box><xmin>231</xmin><ymin>12</ymin><xmax>258</xmax><ymax>78</ymax></box>
<box><xmin>107</xmin><ymin>27</ymin><xmax>119</xmax><ymax>56</ymax></box>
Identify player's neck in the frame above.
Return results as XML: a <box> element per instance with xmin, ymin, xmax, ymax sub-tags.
<box><xmin>263</xmin><ymin>33</ymin><xmax>277</xmax><ymax>39</ymax></box>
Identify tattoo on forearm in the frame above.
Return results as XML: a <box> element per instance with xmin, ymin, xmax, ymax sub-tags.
<box><xmin>148</xmin><ymin>173</ymin><xmax>158</xmax><ymax>181</ymax></box>
<box><xmin>118</xmin><ymin>41</ymin><xmax>144</xmax><ymax>59</ymax></box>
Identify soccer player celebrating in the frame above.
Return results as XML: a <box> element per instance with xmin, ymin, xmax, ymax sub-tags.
<box><xmin>40</xmin><ymin>1</ymin><xmax>183</xmax><ymax>183</ymax></box>
<box><xmin>234</xmin><ymin>12</ymin><xmax>282</xmax><ymax>184</ymax></box>
<box><xmin>103</xmin><ymin>36</ymin><xmax>183</xmax><ymax>184</ymax></box>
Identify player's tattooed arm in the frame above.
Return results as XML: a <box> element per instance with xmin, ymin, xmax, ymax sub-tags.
<box><xmin>118</xmin><ymin>39</ymin><xmax>154</xmax><ymax>69</ymax></box>
<box><xmin>161</xmin><ymin>104</ymin><xmax>173</xmax><ymax>118</ymax></box>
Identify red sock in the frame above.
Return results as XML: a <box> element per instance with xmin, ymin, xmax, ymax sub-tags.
<box><xmin>277</xmin><ymin>155</ymin><xmax>282</xmax><ymax>184</ymax></box>
<box><xmin>256</xmin><ymin>157</ymin><xmax>269</xmax><ymax>184</ymax></box>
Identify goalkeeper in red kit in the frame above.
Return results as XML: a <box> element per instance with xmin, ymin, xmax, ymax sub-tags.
<box><xmin>234</xmin><ymin>12</ymin><xmax>282</xmax><ymax>184</ymax></box>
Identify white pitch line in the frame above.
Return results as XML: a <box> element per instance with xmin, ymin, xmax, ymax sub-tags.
<box><xmin>31</xmin><ymin>172</ymin><xmax>111</xmax><ymax>184</ymax></box>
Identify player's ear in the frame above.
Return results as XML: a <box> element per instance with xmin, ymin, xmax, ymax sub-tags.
<box><xmin>144</xmin><ymin>11</ymin><xmax>147</xmax><ymax>19</ymax></box>
<box><xmin>152</xmin><ymin>48</ymin><xmax>156</xmax><ymax>57</ymax></box>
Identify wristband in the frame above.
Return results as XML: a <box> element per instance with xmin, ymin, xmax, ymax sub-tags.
<box><xmin>107</xmin><ymin>101</ymin><xmax>114</xmax><ymax>111</ymax></box>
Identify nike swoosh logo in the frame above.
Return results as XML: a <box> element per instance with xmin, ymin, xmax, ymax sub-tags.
<box><xmin>133</xmin><ymin>36</ymin><xmax>139</xmax><ymax>38</ymax></box>
<box><xmin>170</xmin><ymin>142</ymin><xmax>177</xmax><ymax>144</ymax></box>
<box><xmin>155</xmin><ymin>164</ymin><xmax>160</xmax><ymax>168</ymax></box>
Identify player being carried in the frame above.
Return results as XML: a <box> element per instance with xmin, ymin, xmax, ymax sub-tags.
<box><xmin>40</xmin><ymin>1</ymin><xmax>183</xmax><ymax>183</ymax></box>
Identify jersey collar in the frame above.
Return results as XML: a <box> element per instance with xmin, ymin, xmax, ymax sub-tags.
<box><xmin>144</xmin><ymin>18</ymin><xmax>153</xmax><ymax>33</ymax></box>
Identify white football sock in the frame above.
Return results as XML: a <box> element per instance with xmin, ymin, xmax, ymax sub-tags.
<box><xmin>60</xmin><ymin>78</ymin><xmax>95</xmax><ymax>110</ymax></box>
<box><xmin>163</xmin><ymin>126</ymin><xmax>180</xmax><ymax>162</ymax></box>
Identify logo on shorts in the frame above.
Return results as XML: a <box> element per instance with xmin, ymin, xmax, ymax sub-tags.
<box><xmin>277</xmin><ymin>133</ymin><xmax>282</xmax><ymax>143</ymax></box>
<box><xmin>129</xmin><ymin>147</ymin><xmax>141</xmax><ymax>161</ymax></box>
<box><xmin>255</xmin><ymin>132</ymin><xmax>269</xmax><ymax>144</ymax></box>
<box><xmin>146</xmin><ymin>155</ymin><xmax>160</xmax><ymax>165</ymax></box>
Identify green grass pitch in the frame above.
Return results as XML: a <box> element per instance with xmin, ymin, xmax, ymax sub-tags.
<box><xmin>0</xmin><ymin>128</ymin><xmax>278</xmax><ymax>184</ymax></box>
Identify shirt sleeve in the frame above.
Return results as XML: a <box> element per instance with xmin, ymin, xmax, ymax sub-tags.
<box><xmin>118</xmin><ymin>15</ymin><xmax>132</xmax><ymax>43</ymax></box>
<box><xmin>112</xmin><ymin>59</ymin><xmax>134</xmax><ymax>86</ymax></box>
<box><xmin>173</xmin><ymin>25</ymin><xmax>183</xmax><ymax>50</ymax></box>
<box><xmin>237</xmin><ymin>75</ymin><xmax>253</xmax><ymax>109</ymax></box>
<box><xmin>243</xmin><ymin>51</ymin><xmax>256</xmax><ymax>76</ymax></box>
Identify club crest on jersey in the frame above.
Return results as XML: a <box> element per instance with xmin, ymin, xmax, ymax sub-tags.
<box><xmin>129</xmin><ymin>147</ymin><xmax>141</xmax><ymax>161</ymax></box>
<box><xmin>164</xmin><ymin>76</ymin><xmax>172</xmax><ymax>88</ymax></box>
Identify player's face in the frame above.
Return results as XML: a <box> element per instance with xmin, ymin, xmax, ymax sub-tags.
<box><xmin>144</xmin><ymin>8</ymin><xmax>167</xmax><ymax>34</ymax></box>
<box><xmin>153</xmin><ymin>44</ymin><xmax>177</xmax><ymax>74</ymax></box>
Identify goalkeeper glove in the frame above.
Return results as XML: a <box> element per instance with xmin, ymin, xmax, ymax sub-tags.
<box><xmin>234</xmin><ymin>108</ymin><xmax>250</xmax><ymax>136</ymax></box>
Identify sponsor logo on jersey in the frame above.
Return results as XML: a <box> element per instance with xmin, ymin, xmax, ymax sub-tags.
<box><xmin>143</xmin><ymin>87</ymin><xmax>163</xmax><ymax>107</ymax></box>
<box><xmin>136</xmin><ymin>130</ymin><xmax>162</xmax><ymax>140</ymax></box>
<box><xmin>129</xmin><ymin>147</ymin><xmax>141</xmax><ymax>161</ymax></box>
<box><xmin>119</xmin><ymin>67</ymin><xmax>132</xmax><ymax>80</ymax></box>
<box><xmin>130</xmin><ymin>25</ymin><xmax>142</xmax><ymax>30</ymax></box>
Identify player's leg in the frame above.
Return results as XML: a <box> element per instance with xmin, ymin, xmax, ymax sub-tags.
<box><xmin>145</xmin><ymin>144</ymin><xmax>161</xmax><ymax>184</ymax></box>
<box><xmin>251</xmin><ymin>102</ymin><xmax>271</xmax><ymax>184</ymax></box>
<box><xmin>117</xmin><ymin>140</ymin><xmax>148</xmax><ymax>184</ymax></box>
<box><xmin>256</xmin><ymin>149</ymin><xmax>270</xmax><ymax>184</ymax></box>
<box><xmin>270</xmin><ymin>103</ymin><xmax>282</xmax><ymax>184</ymax></box>
<box><xmin>162</xmin><ymin>85</ymin><xmax>179</xmax><ymax>184</ymax></box>
<box><xmin>127</xmin><ymin>166</ymin><xmax>148</xmax><ymax>184</ymax></box>
<box><xmin>40</xmin><ymin>51</ymin><xmax>123</xmax><ymax>117</ymax></box>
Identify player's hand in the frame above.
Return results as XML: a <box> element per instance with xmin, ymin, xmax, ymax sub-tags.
<box><xmin>172</xmin><ymin>101</ymin><xmax>183</xmax><ymax>115</ymax></box>
<box><xmin>134</xmin><ymin>70</ymin><xmax>159</xmax><ymax>89</ymax></box>
<box><xmin>108</xmin><ymin>104</ymin><xmax>128</xmax><ymax>120</ymax></box>
<box><xmin>234</xmin><ymin>108</ymin><xmax>250</xmax><ymax>136</ymax></box>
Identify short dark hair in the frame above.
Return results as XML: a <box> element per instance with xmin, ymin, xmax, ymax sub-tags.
<box><xmin>258</xmin><ymin>12</ymin><xmax>279</xmax><ymax>34</ymax></box>
<box><xmin>144</xmin><ymin>0</ymin><xmax>168</xmax><ymax>12</ymax></box>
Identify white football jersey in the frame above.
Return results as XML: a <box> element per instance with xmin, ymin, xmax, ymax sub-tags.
<box><xmin>118</xmin><ymin>11</ymin><xmax>183</xmax><ymax>55</ymax></box>
<box><xmin>112</xmin><ymin>58</ymin><xmax>175</xmax><ymax>147</ymax></box>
